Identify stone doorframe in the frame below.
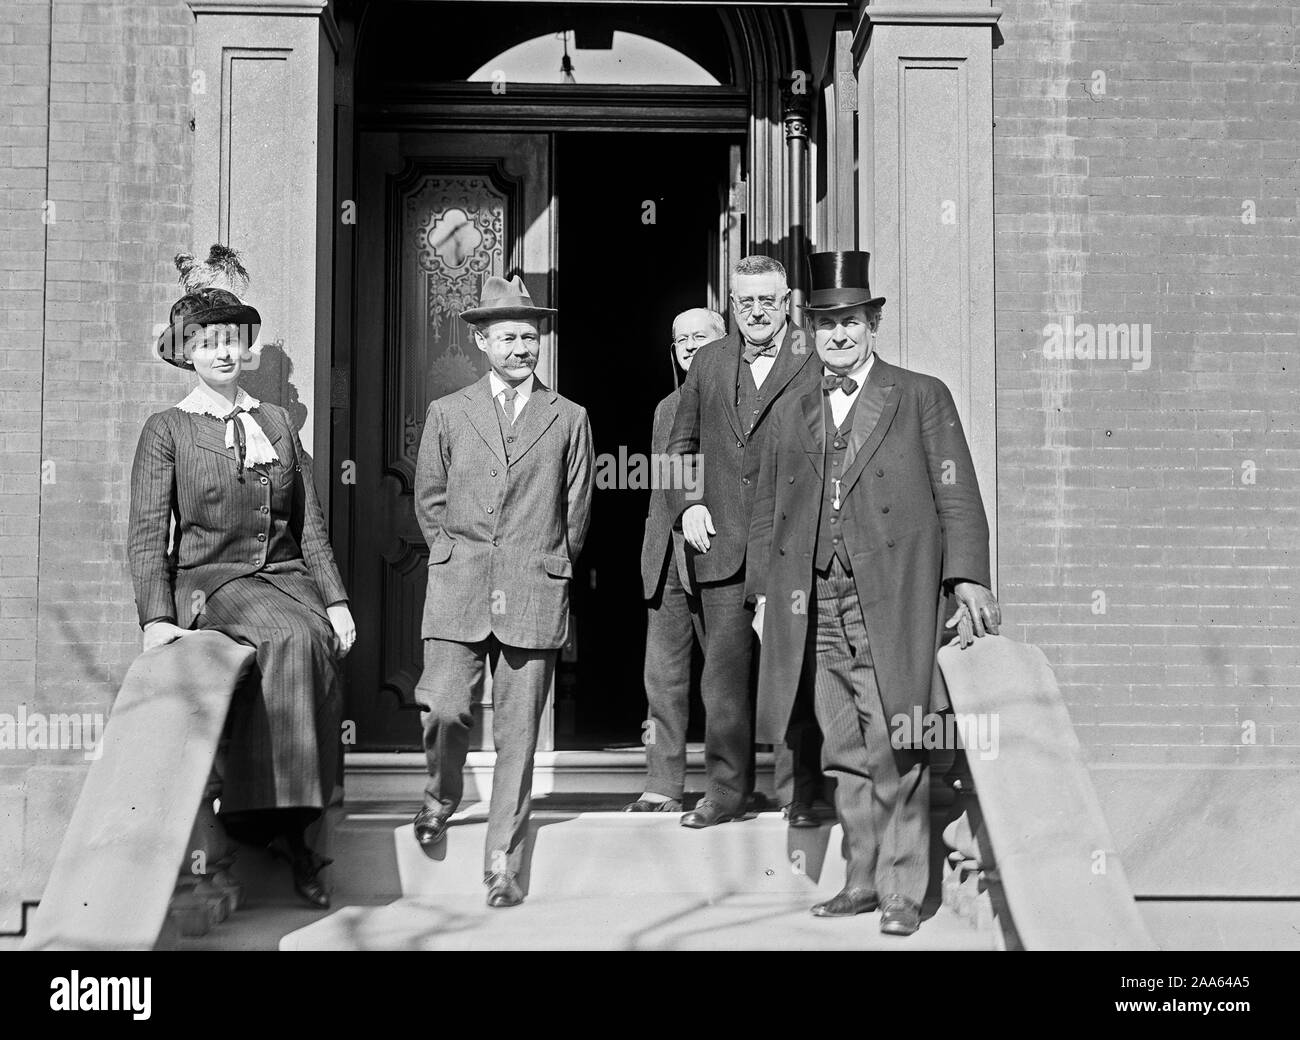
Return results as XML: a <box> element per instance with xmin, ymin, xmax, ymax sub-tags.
<box><xmin>184</xmin><ymin>0</ymin><xmax>1001</xmax><ymax>578</ymax></box>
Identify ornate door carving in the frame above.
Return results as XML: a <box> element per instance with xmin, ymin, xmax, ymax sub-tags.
<box><xmin>349</xmin><ymin>132</ymin><xmax>554</xmax><ymax>751</ymax></box>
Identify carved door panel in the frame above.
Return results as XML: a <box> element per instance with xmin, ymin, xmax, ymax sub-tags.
<box><xmin>348</xmin><ymin>131</ymin><xmax>555</xmax><ymax>750</ymax></box>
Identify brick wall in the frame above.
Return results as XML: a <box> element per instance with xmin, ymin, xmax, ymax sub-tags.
<box><xmin>993</xmin><ymin>1</ymin><xmax>1299</xmax><ymax>764</ymax></box>
<box><xmin>1</xmin><ymin>0</ymin><xmax>195</xmax><ymax>929</ymax></box>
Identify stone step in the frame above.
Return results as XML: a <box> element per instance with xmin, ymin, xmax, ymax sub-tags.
<box><xmin>274</xmin><ymin>809</ymin><xmax>1001</xmax><ymax>950</ymax></box>
<box><xmin>281</xmin><ymin>894</ymin><xmax>997</xmax><ymax>951</ymax></box>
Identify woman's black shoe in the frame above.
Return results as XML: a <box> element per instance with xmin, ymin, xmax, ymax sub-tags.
<box><xmin>270</xmin><ymin>839</ymin><xmax>333</xmax><ymax>909</ymax></box>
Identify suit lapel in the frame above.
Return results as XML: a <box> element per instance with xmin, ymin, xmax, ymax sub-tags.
<box><xmin>719</xmin><ymin>331</ymin><xmax>744</xmax><ymax>441</ymax></box>
<box><xmin>462</xmin><ymin>373</ymin><xmax>507</xmax><ymax>467</ymax></box>
<box><xmin>508</xmin><ymin>379</ymin><xmax>560</xmax><ymax>466</ymax></box>
<box><xmin>752</xmin><ymin>327</ymin><xmax>813</xmax><ymax>429</ymax></box>
<box><xmin>838</xmin><ymin>358</ymin><xmax>899</xmax><ymax>501</ymax></box>
<box><xmin>797</xmin><ymin>383</ymin><xmax>824</xmax><ymax>479</ymax></box>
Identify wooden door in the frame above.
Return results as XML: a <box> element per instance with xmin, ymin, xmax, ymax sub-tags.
<box><xmin>347</xmin><ymin>131</ymin><xmax>555</xmax><ymax>751</ymax></box>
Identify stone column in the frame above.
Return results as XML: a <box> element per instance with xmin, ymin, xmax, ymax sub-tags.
<box><xmin>855</xmin><ymin>1</ymin><xmax>1002</xmax><ymax>581</ymax></box>
<box><xmin>186</xmin><ymin>0</ymin><xmax>338</xmax><ymax>496</ymax></box>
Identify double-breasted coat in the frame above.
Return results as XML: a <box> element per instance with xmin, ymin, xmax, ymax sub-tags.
<box><xmin>415</xmin><ymin>373</ymin><xmax>594</xmax><ymax>650</ymax></box>
<box><xmin>128</xmin><ymin>401</ymin><xmax>348</xmax><ymax>813</ymax></box>
<box><xmin>745</xmin><ymin>358</ymin><xmax>991</xmax><ymax>746</ymax></box>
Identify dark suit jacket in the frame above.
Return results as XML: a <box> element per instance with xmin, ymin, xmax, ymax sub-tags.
<box><xmin>746</xmin><ymin>358</ymin><xmax>991</xmax><ymax>744</ymax></box>
<box><xmin>665</xmin><ymin>327</ymin><xmax>819</xmax><ymax>584</ymax></box>
<box><xmin>639</xmin><ymin>387</ymin><xmax>691</xmax><ymax>599</ymax></box>
<box><xmin>128</xmin><ymin>402</ymin><xmax>348</xmax><ymax>630</ymax></box>
<box><xmin>415</xmin><ymin>373</ymin><xmax>594</xmax><ymax>650</ymax></box>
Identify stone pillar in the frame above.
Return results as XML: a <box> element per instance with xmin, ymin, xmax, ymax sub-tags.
<box><xmin>855</xmin><ymin>1</ymin><xmax>1001</xmax><ymax>581</ymax></box>
<box><xmin>187</xmin><ymin>0</ymin><xmax>338</xmax><ymax>496</ymax></box>
<box><xmin>782</xmin><ymin>81</ymin><xmax>812</xmax><ymax>320</ymax></box>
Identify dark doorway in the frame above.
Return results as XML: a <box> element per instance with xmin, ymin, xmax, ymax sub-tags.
<box><xmin>555</xmin><ymin>130</ymin><xmax>737</xmax><ymax>748</ymax></box>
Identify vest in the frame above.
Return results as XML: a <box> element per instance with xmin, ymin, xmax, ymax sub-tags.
<box><xmin>493</xmin><ymin>389</ymin><xmax>529</xmax><ymax>462</ymax></box>
<box><xmin>814</xmin><ymin>393</ymin><xmax>860</xmax><ymax>573</ymax></box>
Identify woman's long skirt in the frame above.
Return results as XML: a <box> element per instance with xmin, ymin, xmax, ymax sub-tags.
<box><xmin>195</xmin><ymin>574</ymin><xmax>343</xmax><ymax>816</ymax></box>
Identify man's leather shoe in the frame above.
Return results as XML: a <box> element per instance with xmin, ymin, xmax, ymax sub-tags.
<box><xmin>623</xmin><ymin>798</ymin><xmax>683</xmax><ymax>812</ymax></box>
<box><xmin>680</xmin><ymin>798</ymin><xmax>739</xmax><ymax>828</ymax></box>
<box><xmin>486</xmin><ymin>871</ymin><xmax>524</xmax><ymax>908</ymax></box>
<box><xmin>879</xmin><ymin>894</ymin><xmax>921</xmax><ymax>935</ymax></box>
<box><xmin>810</xmin><ymin>886</ymin><xmax>879</xmax><ymax>917</ymax></box>
<box><xmin>413</xmin><ymin>804</ymin><xmax>452</xmax><ymax>846</ymax></box>
<box><xmin>784</xmin><ymin>803</ymin><xmax>819</xmax><ymax>828</ymax></box>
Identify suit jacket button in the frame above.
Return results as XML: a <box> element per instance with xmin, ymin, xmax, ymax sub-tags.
<box><xmin>736</xmin><ymin>440</ymin><xmax>743</xmax><ymax>449</ymax></box>
<box><xmin>778</xmin><ymin>547</ymin><xmax>785</xmax><ymax>555</ymax></box>
<box><xmin>487</xmin><ymin>506</ymin><xmax>494</xmax><ymax>514</ymax></box>
<box><xmin>259</xmin><ymin>476</ymin><xmax>268</xmax><ymax>485</ymax></box>
<box><xmin>876</xmin><ymin>468</ymin><xmax>884</xmax><ymax>477</ymax></box>
<box><xmin>787</xmin><ymin>476</ymin><xmax>795</xmax><ymax>484</ymax></box>
<box><xmin>491</xmin><ymin>469</ymin><xmax>498</xmax><ymax>477</ymax></box>
<box><xmin>493</xmin><ymin>537</ymin><xmax>500</xmax><ymax>547</ymax></box>
<box><xmin>881</xmin><ymin>506</ymin><xmax>890</xmax><ymax>513</ymax></box>
<box><xmin>742</xmin><ymin>477</ymin><xmax>750</xmax><ymax>485</ymax></box>
<box><xmin>887</xmin><ymin>539</ymin><xmax>895</xmax><ymax>547</ymax></box>
<box><xmin>257</xmin><ymin>533</ymin><xmax>266</xmax><ymax>542</ymax></box>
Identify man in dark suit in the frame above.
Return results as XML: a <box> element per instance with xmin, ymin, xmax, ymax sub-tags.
<box><xmin>625</xmin><ymin>307</ymin><xmax>724</xmax><ymax>813</ymax></box>
<box><xmin>411</xmin><ymin>275</ymin><xmax>594</xmax><ymax>908</ymax></box>
<box><xmin>666</xmin><ymin>256</ymin><xmax>823</xmax><ymax>828</ymax></box>
<box><xmin>747</xmin><ymin>251</ymin><xmax>1000</xmax><ymax>936</ymax></box>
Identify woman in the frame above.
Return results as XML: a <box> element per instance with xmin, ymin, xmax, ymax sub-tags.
<box><xmin>128</xmin><ymin>265</ymin><xmax>356</xmax><ymax>910</ymax></box>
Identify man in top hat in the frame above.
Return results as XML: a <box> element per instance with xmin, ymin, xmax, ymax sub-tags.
<box><xmin>665</xmin><ymin>256</ymin><xmax>824</xmax><ymax>829</ymax></box>
<box><xmin>410</xmin><ymin>275</ymin><xmax>594</xmax><ymax>909</ymax></box>
<box><xmin>747</xmin><ymin>251</ymin><xmax>1000</xmax><ymax>936</ymax></box>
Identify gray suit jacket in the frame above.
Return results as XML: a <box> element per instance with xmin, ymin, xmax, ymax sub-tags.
<box><xmin>639</xmin><ymin>387</ymin><xmax>692</xmax><ymax>599</ymax></box>
<box><xmin>415</xmin><ymin>373</ymin><xmax>594</xmax><ymax>650</ymax></box>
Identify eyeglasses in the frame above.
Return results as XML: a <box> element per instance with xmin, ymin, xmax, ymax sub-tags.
<box><xmin>732</xmin><ymin>294</ymin><xmax>785</xmax><ymax>314</ymax></box>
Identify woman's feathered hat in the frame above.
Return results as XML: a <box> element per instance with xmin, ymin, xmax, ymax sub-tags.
<box><xmin>156</xmin><ymin>245</ymin><xmax>262</xmax><ymax>368</ymax></box>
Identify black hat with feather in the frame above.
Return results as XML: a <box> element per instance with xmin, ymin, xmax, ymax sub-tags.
<box><xmin>156</xmin><ymin>245</ymin><xmax>262</xmax><ymax>369</ymax></box>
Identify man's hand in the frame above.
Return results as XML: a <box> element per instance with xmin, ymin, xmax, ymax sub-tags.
<box><xmin>948</xmin><ymin>582</ymin><xmax>1001</xmax><ymax>646</ymax></box>
<box><xmin>142</xmin><ymin>621</ymin><xmax>187</xmax><ymax>652</ymax></box>
<box><xmin>751</xmin><ymin>597</ymin><xmax>766</xmax><ymax>642</ymax></box>
<box><xmin>682</xmin><ymin>504</ymin><xmax>716</xmax><ymax>553</ymax></box>
<box><xmin>327</xmin><ymin>602</ymin><xmax>356</xmax><ymax>656</ymax></box>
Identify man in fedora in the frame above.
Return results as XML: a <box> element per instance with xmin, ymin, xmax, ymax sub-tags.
<box><xmin>665</xmin><ymin>256</ymin><xmax>824</xmax><ymax>829</ymax></box>
<box><xmin>747</xmin><ymin>251</ymin><xmax>1000</xmax><ymax>936</ymax></box>
<box><xmin>411</xmin><ymin>274</ymin><xmax>593</xmax><ymax>909</ymax></box>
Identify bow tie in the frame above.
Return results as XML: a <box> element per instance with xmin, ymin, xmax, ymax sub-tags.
<box><xmin>741</xmin><ymin>341</ymin><xmax>778</xmax><ymax>364</ymax></box>
<box><xmin>822</xmin><ymin>374</ymin><xmax>859</xmax><ymax>394</ymax></box>
<box><xmin>221</xmin><ymin>405</ymin><xmax>250</xmax><ymax>478</ymax></box>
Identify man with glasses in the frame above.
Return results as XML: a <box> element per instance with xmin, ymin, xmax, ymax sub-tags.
<box><xmin>625</xmin><ymin>308</ymin><xmax>725</xmax><ymax>813</ymax></box>
<box><xmin>665</xmin><ymin>256</ymin><xmax>823</xmax><ymax>828</ymax></box>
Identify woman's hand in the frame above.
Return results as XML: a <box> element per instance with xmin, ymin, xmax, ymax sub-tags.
<box><xmin>327</xmin><ymin>602</ymin><xmax>356</xmax><ymax>657</ymax></box>
<box><xmin>142</xmin><ymin>620</ymin><xmax>188</xmax><ymax>652</ymax></box>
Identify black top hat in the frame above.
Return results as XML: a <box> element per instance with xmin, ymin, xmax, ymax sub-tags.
<box><xmin>804</xmin><ymin>251</ymin><xmax>886</xmax><ymax>311</ymax></box>
<box><xmin>156</xmin><ymin>288</ymin><xmax>261</xmax><ymax>369</ymax></box>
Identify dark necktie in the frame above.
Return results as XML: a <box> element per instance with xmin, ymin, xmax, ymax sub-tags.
<box><xmin>822</xmin><ymin>374</ymin><xmax>859</xmax><ymax>394</ymax></box>
<box><xmin>221</xmin><ymin>405</ymin><xmax>248</xmax><ymax>479</ymax></box>
<box><xmin>500</xmin><ymin>386</ymin><xmax>519</xmax><ymax>425</ymax></box>
<box><xmin>741</xmin><ymin>341</ymin><xmax>778</xmax><ymax>364</ymax></box>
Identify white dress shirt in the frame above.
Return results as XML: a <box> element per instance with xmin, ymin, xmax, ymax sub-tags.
<box><xmin>746</xmin><ymin>323</ymin><xmax>788</xmax><ymax>390</ymax></box>
<box><xmin>489</xmin><ymin>370</ymin><xmax>535</xmax><ymax>419</ymax></box>
<box><xmin>826</xmin><ymin>352</ymin><xmax>875</xmax><ymax>428</ymax></box>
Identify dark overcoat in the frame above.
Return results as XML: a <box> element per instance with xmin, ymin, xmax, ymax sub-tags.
<box><xmin>665</xmin><ymin>328</ymin><xmax>820</xmax><ymax>584</ymax></box>
<box><xmin>745</xmin><ymin>358</ymin><xmax>991</xmax><ymax>745</ymax></box>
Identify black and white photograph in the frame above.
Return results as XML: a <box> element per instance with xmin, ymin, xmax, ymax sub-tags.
<box><xmin>0</xmin><ymin>0</ymin><xmax>1295</xmax><ymax>1004</ymax></box>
